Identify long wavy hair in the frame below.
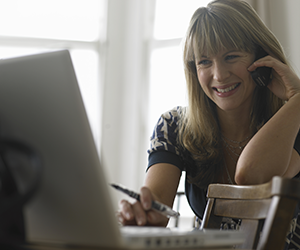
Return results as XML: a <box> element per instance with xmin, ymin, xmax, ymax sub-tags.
<box><xmin>179</xmin><ymin>0</ymin><xmax>287</xmax><ymax>188</ymax></box>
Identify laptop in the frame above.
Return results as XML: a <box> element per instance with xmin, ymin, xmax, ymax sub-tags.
<box><xmin>0</xmin><ymin>50</ymin><xmax>245</xmax><ymax>249</ymax></box>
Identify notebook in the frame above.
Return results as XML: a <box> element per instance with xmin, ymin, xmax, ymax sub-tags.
<box><xmin>0</xmin><ymin>50</ymin><xmax>245</xmax><ymax>249</ymax></box>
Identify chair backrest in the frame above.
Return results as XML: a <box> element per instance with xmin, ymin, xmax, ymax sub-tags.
<box><xmin>201</xmin><ymin>176</ymin><xmax>300</xmax><ymax>250</ymax></box>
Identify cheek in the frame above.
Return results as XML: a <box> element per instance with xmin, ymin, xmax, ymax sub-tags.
<box><xmin>235</xmin><ymin>65</ymin><xmax>254</xmax><ymax>84</ymax></box>
<box><xmin>241</xmin><ymin>70</ymin><xmax>256</xmax><ymax>94</ymax></box>
<box><xmin>196</xmin><ymin>71</ymin><xmax>213</xmax><ymax>99</ymax></box>
<box><xmin>197</xmin><ymin>70</ymin><xmax>210</xmax><ymax>90</ymax></box>
<box><xmin>244</xmin><ymin>69</ymin><xmax>256</xmax><ymax>86</ymax></box>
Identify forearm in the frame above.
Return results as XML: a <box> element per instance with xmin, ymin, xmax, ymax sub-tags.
<box><xmin>145</xmin><ymin>163</ymin><xmax>181</xmax><ymax>208</ymax></box>
<box><xmin>119</xmin><ymin>163</ymin><xmax>181</xmax><ymax>227</ymax></box>
<box><xmin>235</xmin><ymin>93</ymin><xmax>300</xmax><ymax>185</ymax></box>
<box><xmin>144</xmin><ymin>163</ymin><xmax>181</xmax><ymax>226</ymax></box>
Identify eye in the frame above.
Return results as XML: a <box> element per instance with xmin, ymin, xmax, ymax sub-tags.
<box><xmin>198</xmin><ymin>59</ymin><xmax>211</xmax><ymax>66</ymax></box>
<box><xmin>225</xmin><ymin>55</ymin><xmax>239</xmax><ymax>60</ymax></box>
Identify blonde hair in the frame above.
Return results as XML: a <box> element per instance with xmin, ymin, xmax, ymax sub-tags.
<box><xmin>179</xmin><ymin>0</ymin><xmax>286</xmax><ymax>188</ymax></box>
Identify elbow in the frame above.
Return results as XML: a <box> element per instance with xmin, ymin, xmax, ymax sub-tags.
<box><xmin>235</xmin><ymin>158</ymin><xmax>252</xmax><ymax>185</ymax></box>
<box><xmin>234</xmin><ymin>168</ymin><xmax>248</xmax><ymax>185</ymax></box>
<box><xmin>235</xmin><ymin>160</ymin><xmax>264</xmax><ymax>185</ymax></box>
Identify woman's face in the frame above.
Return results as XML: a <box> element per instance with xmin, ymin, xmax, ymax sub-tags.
<box><xmin>196</xmin><ymin>48</ymin><xmax>256</xmax><ymax>113</ymax></box>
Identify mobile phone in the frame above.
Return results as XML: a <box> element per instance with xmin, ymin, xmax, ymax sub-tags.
<box><xmin>250</xmin><ymin>46</ymin><xmax>272</xmax><ymax>87</ymax></box>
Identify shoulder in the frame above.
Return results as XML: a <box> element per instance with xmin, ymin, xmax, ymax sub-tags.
<box><xmin>148</xmin><ymin>106</ymin><xmax>186</xmax><ymax>155</ymax></box>
<box><xmin>152</xmin><ymin>106</ymin><xmax>185</xmax><ymax>138</ymax></box>
<box><xmin>158</xmin><ymin>106</ymin><xmax>186</xmax><ymax>129</ymax></box>
<box><xmin>160</xmin><ymin>106</ymin><xmax>185</xmax><ymax>121</ymax></box>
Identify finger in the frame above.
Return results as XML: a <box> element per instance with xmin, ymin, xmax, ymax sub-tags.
<box><xmin>132</xmin><ymin>201</ymin><xmax>148</xmax><ymax>226</ymax></box>
<box><xmin>146</xmin><ymin>210</ymin><xmax>167</xmax><ymax>225</ymax></box>
<box><xmin>249</xmin><ymin>56</ymin><xmax>288</xmax><ymax>78</ymax></box>
<box><xmin>248</xmin><ymin>54</ymin><xmax>281</xmax><ymax>70</ymax></box>
<box><xmin>139</xmin><ymin>187</ymin><xmax>170</xmax><ymax>226</ymax></box>
<box><xmin>248</xmin><ymin>57</ymin><xmax>271</xmax><ymax>72</ymax></box>
<box><xmin>116</xmin><ymin>211</ymin><xmax>126</xmax><ymax>225</ymax></box>
<box><xmin>119</xmin><ymin>199</ymin><xmax>135</xmax><ymax>222</ymax></box>
<box><xmin>139</xmin><ymin>186</ymin><xmax>153</xmax><ymax>210</ymax></box>
<box><xmin>117</xmin><ymin>213</ymin><xmax>138</xmax><ymax>226</ymax></box>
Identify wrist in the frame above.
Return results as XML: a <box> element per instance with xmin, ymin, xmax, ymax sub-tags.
<box><xmin>287</xmin><ymin>92</ymin><xmax>300</xmax><ymax>102</ymax></box>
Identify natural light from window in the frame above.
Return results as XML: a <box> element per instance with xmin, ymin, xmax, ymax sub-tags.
<box><xmin>149</xmin><ymin>0</ymin><xmax>211</xmax><ymax>227</ymax></box>
<box><xmin>0</xmin><ymin>0</ymin><xmax>104</xmax><ymax>41</ymax></box>
<box><xmin>0</xmin><ymin>0</ymin><xmax>104</xmax><ymax>148</ymax></box>
<box><xmin>149</xmin><ymin>0</ymin><xmax>211</xmax><ymax>132</ymax></box>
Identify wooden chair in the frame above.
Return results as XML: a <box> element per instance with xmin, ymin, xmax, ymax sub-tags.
<box><xmin>201</xmin><ymin>176</ymin><xmax>300</xmax><ymax>250</ymax></box>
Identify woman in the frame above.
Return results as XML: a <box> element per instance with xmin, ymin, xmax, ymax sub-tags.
<box><xmin>119</xmin><ymin>0</ymin><xmax>300</xmax><ymax>248</ymax></box>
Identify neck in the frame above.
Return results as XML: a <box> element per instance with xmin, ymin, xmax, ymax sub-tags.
<box><xmin>217</xmin><ymin>107</ymin><xmax>253</xmax><ymax>141</ymax></box>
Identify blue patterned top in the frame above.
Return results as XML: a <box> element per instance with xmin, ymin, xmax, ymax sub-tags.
<box><xmin>147</xmin><ymin>106</ymin><xmax>300</xmax><ymax>249</ymax></box>
<box><xmin>148</xmin><ymin>106</ymin><xmax>213</xmax><ymax>218</ymax></box>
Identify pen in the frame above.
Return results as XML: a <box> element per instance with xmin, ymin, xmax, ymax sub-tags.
<box><xmin>110</xmin><ymin>183</ymin><xmax>180</xmax><ymax>218</ymax></box>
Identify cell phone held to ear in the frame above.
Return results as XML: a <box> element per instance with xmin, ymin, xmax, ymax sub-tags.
<box><xmin>251</xmin><ymin>46</ymin><xmax>272</xmax><ymax>87</ymax></box>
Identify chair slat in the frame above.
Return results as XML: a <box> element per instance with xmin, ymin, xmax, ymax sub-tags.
<box><xmin>214</xmin><ymin>199</ymin><xmax>271</xmax><ymax>219</ymax></box>
<box><xmin>207</xmin><ymin>182</ymin><xmax>272</xmax><ymax>200</ymax></box>
<box><xmin>201</xmin><ymin>176</ymin><xmax>300</xmax><ymax>250</ymax></box>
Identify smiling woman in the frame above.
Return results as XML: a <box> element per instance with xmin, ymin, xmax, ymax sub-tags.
<box><xmin>181</xmin><ymin>0</ymin><xmax>293</xmax><ymax>187</ymax></box>
<box><xmin>119</xmin><ymin>1</ymin><xmax>300</xmax><ymax>248</ymax></box>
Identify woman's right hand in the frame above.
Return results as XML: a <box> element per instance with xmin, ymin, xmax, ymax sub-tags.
<box><xmin>117</xmin><ymin>186</ymin><xmax>169</xmax><ymax>227</ymax></box>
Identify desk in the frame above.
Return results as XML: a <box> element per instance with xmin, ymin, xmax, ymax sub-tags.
<box><xmin>29</xmin><ymin>247</ymin><xmax>239</xmax><ymax>250</ymax></box>
<box><xmin>25</xmin><ymin>243</ymin><xmax>247</xmax><ymax>250</ymax></box>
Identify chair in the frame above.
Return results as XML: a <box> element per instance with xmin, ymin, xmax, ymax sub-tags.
<box><xmin>201</xmin><ymin>176</ymin><xmax>300</xmax><ymax>250</ymax></box>
<box><xmin>174</xmin><ymin>191</ymin><xmax>185</xmax><ymax>228</ymax></box>
<box><xmin>174</xmin><ymin>191</ymin><xmax>199</xmax><ymax>228</ymax></box>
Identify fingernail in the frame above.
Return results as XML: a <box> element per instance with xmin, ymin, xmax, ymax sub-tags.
<box><xmin>137</xmin><ymin>220</ymin><xmax>142</xmax><ymax>226</ymax></box>
<box><xmin>143</xmin><ymin>201</ymin><xmax>150</xmax><ymax>210</ymax></box>
<box><xmin>126</xmin><ymin>212</ymin><xmax>131</xmax><ymax>220</ymax></box>
<box><xmin>137</xmin><ymin>217</ymin><xmax>144</xmax><ymax>226</ymax></box>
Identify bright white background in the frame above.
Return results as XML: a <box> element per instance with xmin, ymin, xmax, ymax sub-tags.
<box><xmin>1</xmin><ymin>0</ymin><xmax>299</xmax><ymax>228</ymax></box>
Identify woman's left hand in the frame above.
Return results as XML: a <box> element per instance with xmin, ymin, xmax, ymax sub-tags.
<box><xmin>248</xmin><ymin>55</ymin><xmax>300</xmax><ymax>101</ymax></box>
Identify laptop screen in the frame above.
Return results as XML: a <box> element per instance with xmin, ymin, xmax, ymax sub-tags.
<box><xmin>0</xmin><ymin>51</ymin><xmax>122</xmax><ymax>248</ymax></box>
<box><xmin>0</xmin><ymin>51</ymin><xmax>245</xmax><ymax>249</ymax></box>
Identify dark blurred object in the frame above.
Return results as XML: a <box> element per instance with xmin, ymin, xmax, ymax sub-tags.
<box><xmin>0</xmin><ymin>139</ymin><xmax>42</xmax><ymax>244</ymax></box>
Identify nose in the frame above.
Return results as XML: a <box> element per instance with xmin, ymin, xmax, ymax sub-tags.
<box><xmin>213</xmin><ymin>62</ymin><xmax>230</xmax><ymax>82</ymax></box>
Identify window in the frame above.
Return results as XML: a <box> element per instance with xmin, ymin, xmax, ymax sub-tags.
<box><xmin>149</xmin><ymin>0</ymin><xmax>212</xmax><ymax>133</ymax></box>
<box><xmin>0</xmin><ymin>0</ymin><xmax>106</xmax><ymax>149</ymax></box>
<box><xmin>149</xmin><ymin>0</ymin><xmax>211</xmax><ymax>227</ymax></box>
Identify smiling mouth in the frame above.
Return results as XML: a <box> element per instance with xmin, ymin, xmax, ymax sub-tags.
<box><xmin>214</xmin><ymin>83</ymin><xmax>240</xmax><ymax>93</ymax></box>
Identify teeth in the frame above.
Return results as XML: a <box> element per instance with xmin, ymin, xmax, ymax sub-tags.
<box><xmin>216</xmin><ymin>83</ymin><xmax>239</xmax><ymax>93</ymax></box>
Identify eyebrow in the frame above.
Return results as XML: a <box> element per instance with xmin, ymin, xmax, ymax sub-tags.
<box><xmin>199</xmin><ymin>50</ymin><xmax>240</xmax><ymax>59</ymax></box>
<box><xmin>224</xmin><ymin>50</ymin><xmax>240</xmax><ymax>55</ymax></box>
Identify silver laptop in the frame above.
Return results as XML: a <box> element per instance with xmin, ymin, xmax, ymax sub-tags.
<box><xmin>0</xmin><ymin>51</ymin><xmax>245</xmax><ymax>249</ymax></box>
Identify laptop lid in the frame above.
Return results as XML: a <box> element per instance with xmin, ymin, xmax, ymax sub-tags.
<box><xmin>0</xmin><ymin>50</ymin><xmax>123</xmax><ymax>248</ymax></box>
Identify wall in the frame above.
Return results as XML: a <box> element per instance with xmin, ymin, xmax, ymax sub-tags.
<box><xmin>268</xmin><ymin>0</ymin><xmax>300</xmax><ymax>75</ymax></box>
<box><xmin>255</xmin><ymin>0</ymin><xmax>300</xmax><ymax>75</ymax></box>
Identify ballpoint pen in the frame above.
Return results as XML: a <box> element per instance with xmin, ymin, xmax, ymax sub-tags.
<box><xmin>110</xmin><ymin>183</ymin><xmax>180</xmax><ymax>218</ymax></box>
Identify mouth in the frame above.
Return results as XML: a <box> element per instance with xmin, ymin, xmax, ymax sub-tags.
<box><xmin>213</xmin><ymin>83</ymin><xmax>241</xmax><ymax>93</ymax></box>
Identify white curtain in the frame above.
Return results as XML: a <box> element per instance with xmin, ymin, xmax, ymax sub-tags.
<box><xmin>252</xmin><ymin>0</ymin><xmax>300</xmax><ymax>75</ymax></box>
